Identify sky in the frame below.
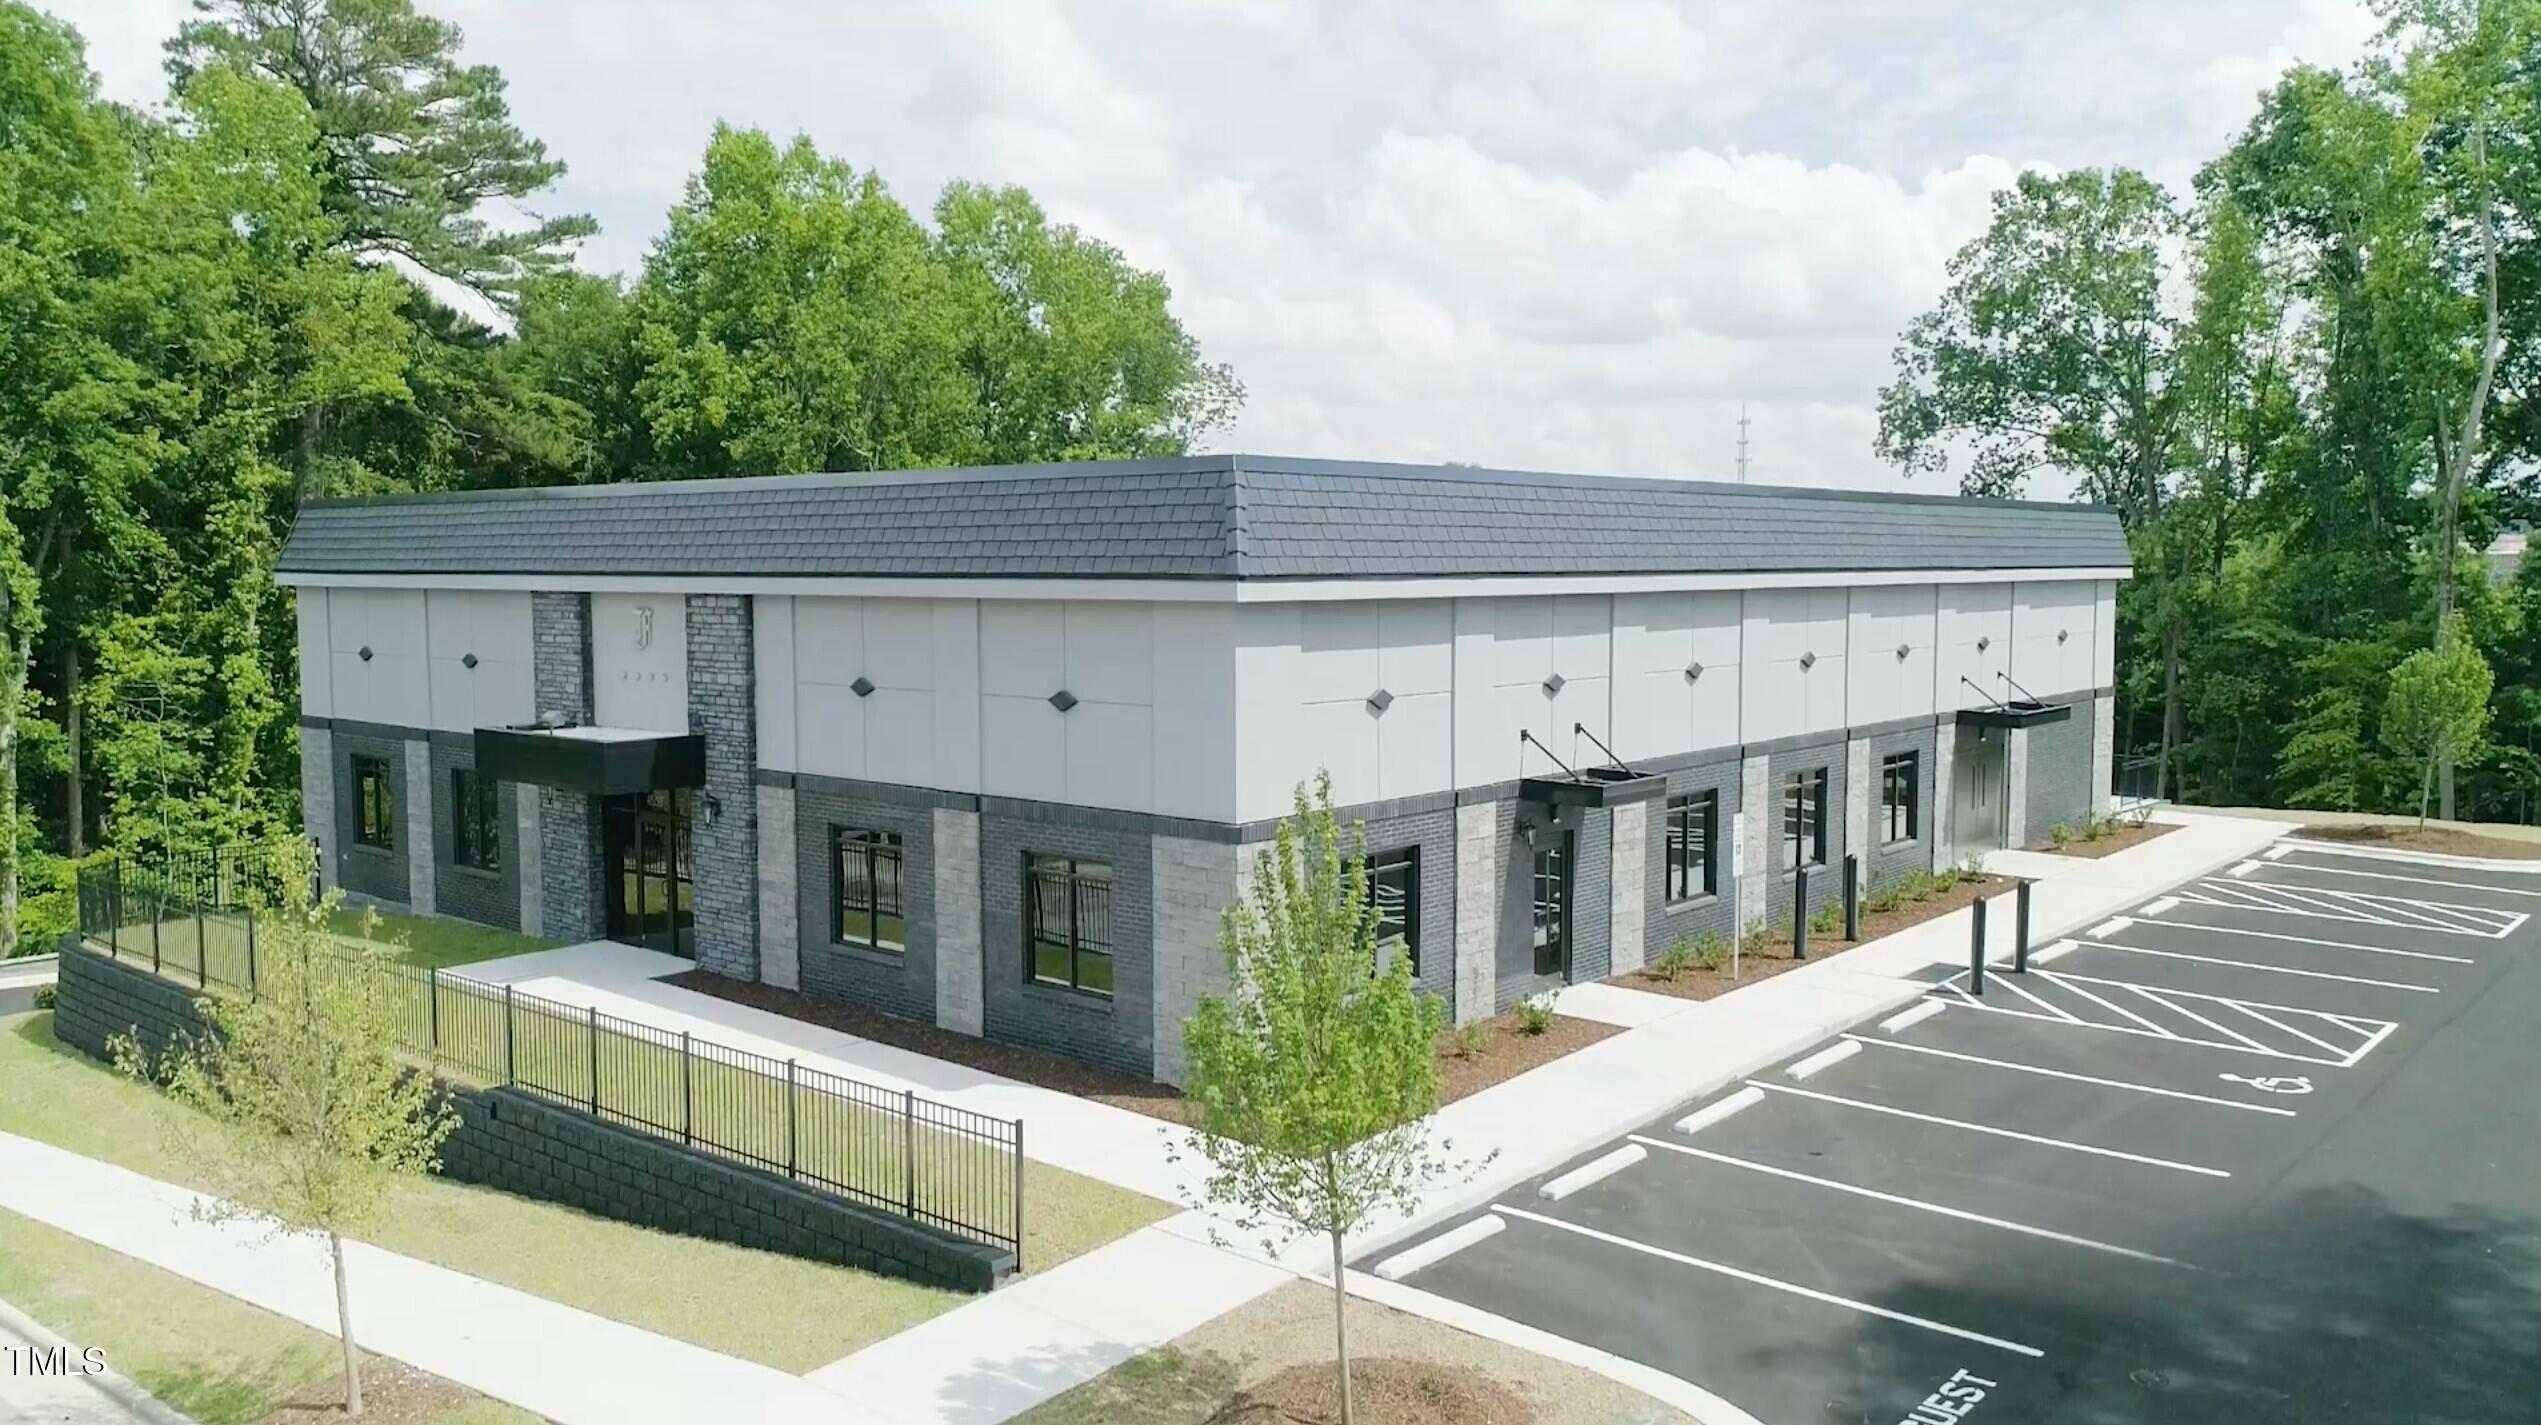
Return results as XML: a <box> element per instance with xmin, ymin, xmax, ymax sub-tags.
<box><xmin>64</xmin><ymin>0</ymin><xmax>2380</xmax><ymax>494</ymax></box>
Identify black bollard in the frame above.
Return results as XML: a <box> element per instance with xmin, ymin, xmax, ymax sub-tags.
<box><xmin>2014</xmin><ymin>878</ymin><xmax>2033</xmax><ymax>973</ymax></box>
<box><xmin>1844</xmin><ymin>854</ymin><xmax>1861</xmax><ymax>942</ymax></box>
<box><xmin>1970</xmin><ymin>895</ymin><xmax>1989</xmax><ymax>996</ymax></box>
<box><xmin>1793</xmin><ymin>864</ymin><xmax>1809</xmax><ymax>961</ymax></box>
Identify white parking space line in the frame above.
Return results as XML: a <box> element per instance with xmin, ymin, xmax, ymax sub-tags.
<box><xmin>2252</xmin><ymin>860</ymin><xmax>2541</xmax><ymax>900</ymax></box>
<box><xmin>2228</xmin><ymin>860</ymin><xmax>2262</xmax><ymax>878</ymax></box>
<box><xmin>1933</xmin><ymin>987</ymin><xmax>2356</xmax><ymax>1067</ymax></box>
<box><xmin>1675</xmin><ymin>1086</ymin><xmax>1766</xmax><ymax>1136</ymax></box>
<box><xmin>1374</xmin><ymin>1215</ymin><xmax>1504</xmax><ymax>1280</ymax></box>
<box><xmin>1787</xmin><ymin>1042</ymin><xmax>1862</xmax><ymax>1080</ymax></box>
<box><xmin>1628</xmin><ymin>1136</ymin><xmax>2188</xmax><ymax>1266</ymax></box>
<box><xmin>1540</xmin><ymin>1145</ymin><xmax>1648</xmax><ymax>1201</ymax></box>
<box><xmin>1492</xmin><ymin>1206</ymin><xmax>2048</xmax><ymax>1358</ymax></box>
<box><xmin>1881</xmin><ymin>1000</ymin><xmax>1948</xmax><ymax>1034</ymax></box>
<box><xmin>2069</xmin><ymin>939</ymin><xmax>2440</xmax><ymax>993</ymax></box>
<box><xmin>2133</xmin><ymin>915</ymin><xmax>2477</xmax><ymax>965</ymax></box>
<box><xmin>1746</xmin><ymin>1081</ymin><xmax>2233</xmax><ymax>1177</ymax></box>
<box><xmin>1837</xmin><ymin>1035</ymin><xmax>2299</xmax><ymax>1116</ymax></box>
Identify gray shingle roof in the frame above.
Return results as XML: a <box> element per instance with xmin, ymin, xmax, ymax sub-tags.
<box><xmin>277</xmin><ymin>455</ymin><xmax>2131</xmax><ymax>580</ymax></box>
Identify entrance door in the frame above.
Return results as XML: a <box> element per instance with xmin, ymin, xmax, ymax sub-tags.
<box><xmin>1530</xmin><ymin>831</ymin><xmax>1573</xmax><ymax>977</ymax></box>
<box><xmin>604</xmin><ymin>790</ymin><xmax>694</xmax><ymax>956</ymax></box>
<box><xmin>1952</xmin><ymin>728</ymin><xmax>2004</xmax><ymax>853</ymax></box>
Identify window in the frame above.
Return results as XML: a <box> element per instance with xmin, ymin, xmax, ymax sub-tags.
<box><xmin>451</xmin><ymin>769</ymin><xmax>500</xmax><ymax>871</ymax></box>
<box><xmin>1663</xmin><ymin>792</ymin><xmax>1718</xmax><ymax>903</ymax></box>
<box><xmin>1026</xmin><ymin>854</ymin><xmax>1113</xmax><ymax>996</ymax></box>
<box><xmin>352</xmin><ymin>755</ymin><xmax>393</xmax><ymax>850</ymax></box>
<box><xmin>833</xmin><ymin>829</ymin><xmax>906</xmax><ymax>952</ymax></box>
<box><xmin>1782</xmin><ymin>768</ymin><xmax>1827</xmax><ymax>870</ymax></box>
<box><xmin>1881</xmin><ymin>751</ymin><xmax>1920</xmax><ymax>844</ymax></box>
<box><xmin>1364</xmin><ymin>847</ymin><xmax>1419</xmax><ymax>974</ymax></box>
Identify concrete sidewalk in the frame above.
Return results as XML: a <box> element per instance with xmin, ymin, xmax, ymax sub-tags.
<box><xmin>800</xmin><ymin>808</ymin><xmax>2292</xmax><ymax>1424</ymax></box>
<box><xmin>0</xmin><ymin>1133</ymin><xmax>884</xmax><ymax>1425</ymax></box>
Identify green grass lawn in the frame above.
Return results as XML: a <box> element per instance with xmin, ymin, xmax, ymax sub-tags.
<box><xmin>2</xmin><ymin>1010</ymin><xmax>1169</xmax><ymax>1371</ymax></box>
<box><xmin>326</xmin><ymin>905</ymin><xmax>558</xmax><ymax>970</ymax></box>
<box><xmin>0</xmin><ymin>1208</ymin><xmax>543</xmax><ymax>1425</ymax></box>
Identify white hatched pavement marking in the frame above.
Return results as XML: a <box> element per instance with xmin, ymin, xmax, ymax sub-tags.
<box><xmin>2132</xmin><ymin>916</ymin><xmax>2476</xmax><ymax>965</ymax></box>
<box><xmin>1746</xmin><ymin>1081</ymin><xmax>2233</xmax><ymax>1177</ymax></box>
<box><xmin>2069</xmin><ymin>939</ymin><xmax>2439</xmax><ymax>994</ymax></box>
<box><xmin>2253</xmin><ymin>860</ymin><xmax>2541</xmax><ymax>900</ymax></box>
<box><xmin>1838</xmin><ymin>1035</ymin><xmax>2299</xmax><ymax>1116</ymax></box>
<box><xmin>2221</xmin><ymin>1001</ymin><xmax>2350</xmax><ymax>1059</ymax></box>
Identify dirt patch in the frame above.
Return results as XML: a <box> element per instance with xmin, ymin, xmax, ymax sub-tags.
<box><xmin>1216</xmin><ymin>1356</ymin><xmax>1535</xmax><ymax>1425</ymax></box>
<box><xmin>2291</xmin><ymin>823</ymin><xmax>2541</xmax><ymax>860</ymax></box>
<box><xmin>1624</xmin><ymin>873</ymin><xmax>2013</xmax><ymax>1003</ymax></box>
<box><xmin>2044</xmin><ymin>820</ymin><xmax>2177</xmax><ymax>860</ymax></box>
<box><xmin>1434</xmin><ymin>1013</ymin><xmax>1619</xmax><ymax>1106</ymax></box>
<box><xmin>259</xmin><ymin>1354</ymin><xmax>527</xmax><ymax>1425</ymax></box>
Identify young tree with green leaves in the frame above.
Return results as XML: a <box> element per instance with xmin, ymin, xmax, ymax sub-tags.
<box><xmin>1178</xmin><ymin>775</ymin><xmax>1461</xmax><ymax>1425</ymax></box>
<box><xmin>116</xmin><ymin>842</ymin><xmax>457</xmax><ymax>1418</ymax></box>
<box><xmin>2382</xmin><ymin>633</ymin><xmax>2496</xmax><ymax>824</ymax></box>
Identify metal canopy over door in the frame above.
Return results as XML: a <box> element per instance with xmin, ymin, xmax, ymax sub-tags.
<box><xmin>604</xmin><ymin>789</ymin><xmax>694</xmax><ymax>957</ymax></box>
<box><xmin>1951</xmin><ymin>725</ymin><xmax>2005</xmax><ymax>854</ymax></box>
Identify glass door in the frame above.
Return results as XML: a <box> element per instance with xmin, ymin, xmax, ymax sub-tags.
<box><xmin>604</xmin><ymin>791</ymin><xmax>693</xmax><ymax>957</ymax></box>
<box><xmin>1531</xmin><ymin>831</ymin><xmax>1572</xmax><ymax>977</ymax></box>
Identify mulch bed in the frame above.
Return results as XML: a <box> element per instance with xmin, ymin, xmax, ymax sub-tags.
<box><xmin>2047</xmin><ymin>820</ymin><xmax>2177</xmax><ymax>859</ymax></box>
<box><xmin>1212</xmin><ymin>1357</ymin><xmax>1536</xmax><ymax>1425</ymax></box>
<box><xmin>666</xmin><ymin>970</ymin><xmax>1615</xmax><ymax>1125</ymax></box>
<box><xmin>2291</xmin><ymin>823</ymin><xmax>2541</xmax><ymax>860</ymax></box>
<box><xmin>1622</xmin><ymin>873</ymin><xmax>2013</xmax><ymax>1003</ymax></box>
<box><xmin>261</xmin><ymin>1355</ymin><xmax>512</xmax><ymax>1425</ymax></box>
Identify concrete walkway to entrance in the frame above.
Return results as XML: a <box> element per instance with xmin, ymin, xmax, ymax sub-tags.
<box><xmin>0</xmin><ymin>1131</ymin><xmax>887</xmax><ymax>1425</ymax></box>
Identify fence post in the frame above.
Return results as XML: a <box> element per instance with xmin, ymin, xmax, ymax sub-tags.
<box><xmin>1843</xmin><ymin>854</ymin><xmax>1860</xmax><ymax>941</ymax></box>
<box><xmin>246</xmin><ymin>906</ymin><xmax>258</xmax><ymax>994</ymax></box>
<box><xmin>428</xmin><ymin>969</ymin><xmax>441</xmax><ymax>1051</ymax></box>
<box><xmin>150</xmin><ymin>876</ymin><xmax>161</xmax><ymax>974</ymax></box>
<box><xmin>2014</xmin><ymin>879</ymin><xmax>2034</xmax><ymax>974</ymax></box>
<box><xmin>502</xmin><ymin>984</ymin><xmax>516</xmax><ymax>1085</ymax></box>
<box><xmin>902</xmin><ymin>1088</ymin><xmax>916</xmax><ymax>1217</ymax></box>
<box><xmin>194</xmin><ymin>894</ymin><xmax>207</xmax><ymax>987</ymax></box>
<box><xmin>111</xmin><ymin>860</ymin><xmax>124</xmax><ymax>957</ymax></box>
<box><xmin>786</xmin><ymin>1060</ymin><xmax>800</xmax><ymax>1179</ymax></box>
<box><xmin>679</xmin><ymin>1032</ymin><xmax>693</xmax><ymax>1145</ymax></box>
<box><xmin>1012</xmin><ymin>1119</ymin><xmax>1025</xmax><ymax>1274</ymax></box>
<box><xmin>1791</xmin><ymin>864</ymin><xmax>1809</xmax><ymax>961</ymax></box>
<box><xmin>1970</xmin><ymin>895</ymin><xmax>1989</xmax><ymax>997</ymax></box>
<box><xmin>586</xmin><ymin>1005</ymin><xmax>600</xmax><ymax>1114</ymax></box>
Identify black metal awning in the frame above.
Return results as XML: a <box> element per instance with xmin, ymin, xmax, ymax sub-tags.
<box><xmin>1956</xmin><ymin>699</ymin><xmax>2073</xmax><ymax>731</ymax></box>
<box><xmin>474</xmin><ymin>725</ymin><xmax>705</xmax><ymax>796</ymax></box>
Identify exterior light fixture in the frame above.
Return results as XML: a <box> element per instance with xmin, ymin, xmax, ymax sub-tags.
<box><xmin>1048</xmin><ymin>689</ymin><xmax>1078</xmax><ymax>713</ymax></box>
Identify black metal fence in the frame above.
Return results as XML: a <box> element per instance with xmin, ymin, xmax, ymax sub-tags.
<box><xmin>2114</xmin><ymin>752</ymin><xmax>2164</xmax><ymax>814</ymax></box>
<box><xmin>72</xmin><ymin>850</ymin><xmax>1025</xmax><ymax>1265</ymax></box>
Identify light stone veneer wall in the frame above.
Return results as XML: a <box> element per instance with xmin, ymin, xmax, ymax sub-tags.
<box><xmin>1150</xmin><ymin>833</ymin><xmax>1238</xmax><ymax>1088</ymax></box>
<box><xmin>757</xmin><ymin>783</ymin><xmax>799</xmax><ymax>990</ymax></box>
<box><xmin>1454</xmin><ymin>803</ymin><xmax>1497</xmax><ymax>1025</ymax></box>
<box><xmin>1736</xmin><ymin>752</ymin><xmax>1770</xmax><ymax>931</ymax></box>
<box><xmin>403</xmin><ymin>739</ymin><xmax>436</xmax><ymax>915</ymax></box>
<box><xmin>932</xmin><ymin>807</ymin><xmax>983</xmax><ymax>1037</ymax></box>
<box><xmin>1931</xmin><ymin>730</ymin><xmax>1957</xmax><ymax>871</ymax></box>
<box><xmin>1844</xmin><ymin>736</ymin><xmax>1872</xmax><ymax>882</ymax></box>
<box><xmin>1607</xmin><ymin>800</ymin><xmax>1647</xmax><ymax>975</ymax></box>
<box><xmin>2091</xmin><ymin>693</ymin><xmax>2116</xmax><ymax>813</ymax></box>
<box><xmin>301</xmin><ymin>726</ymin><xmax>336</xmax><ymax>891</ymax></box>
<box><xmin>516</xmin><ymin>791</ymin><xmax>544</xmax><ymax>937</ymax></box>
<box><xmin>2005</xmin><ymin>726</ymin><xmax>2031</xmax><ymax>849</ymax></box>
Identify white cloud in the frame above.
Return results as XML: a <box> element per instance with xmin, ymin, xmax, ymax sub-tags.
<box><xmin>59</xmin><ymin>0</ymin><xmax>2377</xmax><ymax>491</ymax></box>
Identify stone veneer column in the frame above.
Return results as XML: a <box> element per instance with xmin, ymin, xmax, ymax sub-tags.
<box><xmin>532</xmin><ymin>592</ymin><xmax>603</xmax><ymax>943</ymax></box>
<box><xmin>1735</xmin><ymin>752</ymin><xmax>1771</xmax><ymax>931</ymax></box>
<box><xmin>1930</xmin><ymin>729</ymin><xmax>1957</xmax><ymax>872</ymax></box>
<box><xmin>301</xmin><ymin>725</ymin><xmax>336</xmax><ymax>891</ymax></box>
<box><xmin>1453</xmin><ymin>803</ymin><xmax>1497</xmax><ymax>1026</ymax></box>
<box><xmin>1150</xmin><ymin>833</ymin><xmax>1238</xmax><ymax>1088</ymax></box>
<box><xmin>1606</xmin><ymin>800</ymin><xmax>1647</xmax><ymax>976</ymax></box>
<box><xmin>403</xmin><ymin>738</ymin><xmax>436</xmax><ymax>915</ymax></box>
<box><xmin>933</xmin><ymin>806</ymin><xmax>983</xmax><ymax>1036</ymax></box>
<box><xmin>516</xmin><ymin>790</ymin><xmax>544</xmax><ymax>937</ymax></box>
<box><xmin>757</xmin><ymin>782</ymin><xmax>799</xmax><ymax>990</ymax></box>
<box><xmin>2090</xmin><ymin>694</ymin><xmax>2116</xmax><ymax>814</ymax></box>
<box><xmin>2004</xmin><ymin>726</ymin><xmax>2031</xmax><ymax>850</ymax></box>
<box><xmin>1844</xmin><ymin>737</ymin><xmax>1872</xmax><ymax>882</ymax></box>
<box><xmin>686</xmin><ymin>595</ymin><xmax>759</xmax><ymax>981</ymax></box>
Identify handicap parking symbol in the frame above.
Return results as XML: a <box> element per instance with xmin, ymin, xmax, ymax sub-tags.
<box><xmin>2218</xmin><ymin>1072</ymin><xmax>2313</xmax><ymax>1095</ymax></box>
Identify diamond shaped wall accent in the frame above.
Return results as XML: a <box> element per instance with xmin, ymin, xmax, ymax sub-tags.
<box><xmin>1685</xmin><ymin>662</ymin><xmax>1704</xmax><ymax>683</ymax></box>
<box><xmin>1799</xmin><ymin>651</ymin><xmax>1817</xmax><ymax>670</ymax></box>
<box><xmin>1896</xmin><ymin>643</ymin><xmax>1911</xmax><ymax>661</ymax></box>
<box><xmin>2058</xmin><ymin>628</ymin><xmax>2070</xmax><ymax>644</ymax></box>
<box><xmin>1542</xmin><ymin>673</ymin><xmax>1566</xmax><ymax>696</ymax></box>
<box><xmin>1367</xmin><ymin>688</ymin><xmax>1394</xmax><ymax>714</ymax></box>
<box><xmin>850</xmin><ymin>675</ymin><xmax>876</xmax><ymax>698</ymax></box>
<box><xmin>461</xmin><ymin>652</ymin><xmax>479</xmax><ymax>670</ymax></box>
<box><xmin>1976</xmin><ymin>635</ymin><xmax>1991</xmax><ymax>653</ymax></box>
<box><xmin>1049</xmin><ymin>689</ymin><xmax>1078</xmax><ymax>712</ymax></box>
<box><xmin>357</xmin><ymin>646</ymin><xmax>372</xmax><ymax>662</ymax></box>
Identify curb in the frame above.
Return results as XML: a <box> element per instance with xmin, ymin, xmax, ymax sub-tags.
<box><xmin>0</xmin><ymin>1296</ymin><xmax>200</xmax><ymax>1425</ymax></box>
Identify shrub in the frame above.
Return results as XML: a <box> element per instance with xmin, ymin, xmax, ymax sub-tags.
<box><xmin>2049</xmin><ymin>823</ymin><xmax>2076</xmax><ymax>849</ymax></box>
<box><xmin>1809</xmin><ymin>900</ymin><xmax>1841</xmax><ymax>936</ymax></box>
<box><xmin>32</xmin><ymin>983</ymin><xmax>56</xmax><ymax>1012</ymax></box>
<box><xmin>1740</xmin><ymin>921</ymin><xmax>1776</xmax><ymax>961</ymax></box>
<box><xmin>1513</xmin><ymin>992</ymin><xmax>1557</xmax><ymax>1036</ymax></box>
<box><xmin>1692</xmin><ymin>929</ymin><xmax>1731</xmax><ymax>971</ymax></box>
<box><xmin>1442</xmin><ymin>1021</ymin><xmax>1489</xmax><ymax>1061</ymax></box>
<box><xmin>1651</xmin><ymin>937</ymin><xmax>1697</xmax><ymax>982</ymax></box>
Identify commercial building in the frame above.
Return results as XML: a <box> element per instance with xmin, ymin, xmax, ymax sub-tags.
<box><xmin>277</xmin><ymin>455</ymin><xmax>2129</xmax><ymax>1083</ymax></box>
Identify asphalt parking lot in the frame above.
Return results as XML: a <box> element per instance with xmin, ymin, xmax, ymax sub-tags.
<box><xmin>1369</xmin><ymin>840</ymin><xmax>2541</xmax><ymax>1425</ymax></box>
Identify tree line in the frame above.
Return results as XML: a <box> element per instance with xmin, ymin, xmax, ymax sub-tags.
<box><xmin>1879</xmin><ymin>0</ymin><xmax>2541</xmax><ymax>825</ymax></box>
<box><xmin>0</xmin><ymin>0</ymin><xmax>1238</xmax><ymax>953</ymax></box>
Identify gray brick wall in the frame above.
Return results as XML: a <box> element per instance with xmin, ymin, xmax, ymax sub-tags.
<box><xmin>430</xmin><ymin>739</ymin><xmax>522</xmax><ymax>931</ymax></box>
<box><xmin>1865</xmin><ymin>724</ymin><xmax>1939</xmax><ymax>891</ymax></box>
<box><xmin>533</xmin><ymin>592</ymin><xmax>603</xmax><ymax>943</ymax></box>
<box><xmin>1644</xmin><ymin>756</ymin><xmax>1741</xmax><ymax>964</ymax></box>
<box><xmin>687</xmin><ymin>594</ymin><xmax>760</xmax><ymax>980</ymax></box>
<box><xmin>980</xmin><ymin>809</ymin><xmax>1154</xmax><ymax>1080</ymax></box>
<box><xmin>793</xmin><ymin>783</ymin><xmax>935</xmax><ymax>1024</ymax></box>
<box><xmin>933</xmin><ymin>808</ymin><xmax>984</xmax><ymax>1036</ymax></box>
<box><xmin>333</xmin><ymin>728</ymin><xmax>411</xmax><ymax>906</ymax></box>
<box><xmin>2027</xmin><ymin>699</ymin><xmax>2094</xmax><ymax>842</ymax></box>
<box><xmin>1492</xmin><ymin>800</ymin><xmax>1568</xmax><ymax>1014</ymax></box>
<box><xmin>1766</xmin><ymin>740</ymin><xmax>1849</xmax><ymax>931</ymax></box>
<box><xmin>1571</xmin><ymin>808</ymin><xmax>1612</xmax><ymax>985</ymax></box>
<box><xmin>1353</xmin><ymin>805</ymin><xmax>1458</xmax><ymax>1006</ymax></box>
<box><xmin>50</xmin><ymin>944</ymin><xmax>202</xmax><ymax>1067</ymax></box>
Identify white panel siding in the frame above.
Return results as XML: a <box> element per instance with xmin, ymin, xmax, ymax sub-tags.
<box><xmin>2010</xmin><ymin>580</ymin><xmax>2097</xmax><ymax>698</ymax></box>
<box><xmin>1935</xmin><ymin>583</ymin><xmax>2013</xmax><ymax>711</ymax></box>
<box><xmin>296</xmin><ymin>589</ymin><xmax>333</xmax><ymax>718</ymax></box>
<box><xmin>590</xmin><ymin>593</ymin><xmax>687</xmax><ymax>732</ymax></box>
<box><xmin>2092</xmin><ymin>580</ymin><xmax>2118</xmax><ymax>688</ymax></box>
<box><xmin>1846</xmin><ymin>584</ymin><xmax>1936</xmax><ymax>727</ymax></box>
<box><xmin>327</xmin><ymin>587</ymin><xmax>428</xmax><ymax>727</ymax></box>
<box><xmin>1152</xmin><ymin>603</ymin><xmax>1237</xmax><ymax>821</ymax></box>
<box><xmin>424</xmin><ymin>589</ymin><xmax>532</xmax><ymax>733</ymax></box>
<box><xmin>932</xmin><ymin>600</ymin><xmax>983</xmax><ymax>793</ymax></box>
<box><xmin>754</xmin><ymin>595</ymin><xmax>798</xmax><ymax>773</ymax></box>
<box><xmin>1450</xmin><ymin>599</ymin><xmax>1499</xmax><ymax>793</ymax></box>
